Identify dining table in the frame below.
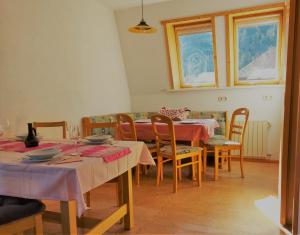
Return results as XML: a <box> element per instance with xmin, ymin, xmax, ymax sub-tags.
<box><xmin>0</xmin><ymin>139</ymin><xmax>155</xmax><ymax>235</ymax></box>
<box><xmin>133</xmin><ymin>119</ymin><xmax>220</xmax><ymax>146</ymax></box>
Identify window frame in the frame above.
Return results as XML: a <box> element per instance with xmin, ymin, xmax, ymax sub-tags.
<box><xmin>163</xmin><ymin>17</ymin><xmax>219</xmax><ymax>89</ymax></box>
<box><xmin>161</xmin><ymin>3</ymin><xmax>286</xmax><ymax>90</ymax></box>
<box><xmin>228</xmin><ymin>9</ymin><xmax>285</xmax><ymax>86</ymax></box>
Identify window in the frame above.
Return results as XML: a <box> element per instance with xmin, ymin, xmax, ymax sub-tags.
<box><xmin>162</xmin><ymin>3</ymin><xmax>285</xmax><ymax>89</ymax></box>
<box><xmin>163</xmin><ymin>18</ymin><xmax>218</xmax><ymax>89</ymax></box>
<box><xmin>230</xmin><ymin>11</ymin><xmax>283</xmax><ymax>85</ymax></box>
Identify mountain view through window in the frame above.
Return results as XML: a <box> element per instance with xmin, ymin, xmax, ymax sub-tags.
<box><xmin>178</xmin><ymin>32</ymin><xmax>215</xmax><ymax>86</ymax></box>
<box><xmin>237</xmin><ymin>20</ymin><xmax>279</xmax><ymax>82</ymax></box>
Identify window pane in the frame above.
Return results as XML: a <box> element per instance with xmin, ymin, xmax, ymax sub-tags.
<box><xmin>237</xmin><ymin>21</ymin><xmax>279</xmax><ymax>82</ymax></box>
<box><xmin>178</xmin><ymin>32</ymin><xmax>215</xmax><ymax>86</ymax></box>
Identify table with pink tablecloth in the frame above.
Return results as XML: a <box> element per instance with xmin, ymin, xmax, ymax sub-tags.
<box><xmin>134</xmin><ymin>119</ymin><xmax>219</xmax><ymax>144</ymax></box>
<box><xmin>0</xmin><ymin>140</ymin><xmax>155</xmax><ymax>216</ymax></box>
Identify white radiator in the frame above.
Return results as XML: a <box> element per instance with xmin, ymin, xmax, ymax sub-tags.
<box><xmin>231</xmin><ymin>121</ymin><xmax>271</xmax><ymax>158</ymax></box>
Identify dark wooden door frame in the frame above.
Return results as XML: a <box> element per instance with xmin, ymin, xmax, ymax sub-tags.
<box><xmin>280</xmin><ymin>0</ymin><xmax>300</xmax><ymax>234</ymax></box>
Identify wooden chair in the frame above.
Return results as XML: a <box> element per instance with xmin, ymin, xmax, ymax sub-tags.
<box><xmin>81</xmin><ymin>117</ymin><xmax>118</xmax><ymax>207</ymax></box>
<box><xmin>116</xmin><ymin>113</ymin><xmax>157</xmax><ymax>185</ymax></box>
<box><xmin>151</xmin><ymin>114</ymin><xmax>202</xmax><ymax>193</ymax></box>
<box><xmin>0</xmin><ymin>196</ymin><xmax>45</xmax><ymax>235</ymax></box>
<box><xmin>33</xmin><ymin>121</ymin><xmax>67</xmax><ymax>139</ymax></box>
<box><xmin>203</xmin><ymin>108</ymin><xmax>249</xmax><ymax>180</ymax></box>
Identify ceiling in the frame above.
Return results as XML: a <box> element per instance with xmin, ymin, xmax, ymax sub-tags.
<box><xmin>100</xmin><ymin>0</ymin><xmax>173</xmax><ymax>10</ymax></box>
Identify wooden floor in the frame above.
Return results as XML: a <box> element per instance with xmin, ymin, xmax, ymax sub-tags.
<box><xmin>44</xmin><ymin>161</ymin><xmax>285</xmax><ymax>235</ymax></box>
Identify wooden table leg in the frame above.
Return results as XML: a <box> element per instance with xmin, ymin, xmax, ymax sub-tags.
<box><xmin>214</xmin><ymin>147</ymin><xmax>219</xmax><ymax>181</ymax></box>
<box><xmin>122</xmin><ymin>168</ymin><xmax>134</xmax><ymax>230</ymax></box>
<box><xmin>35</xmin><ymin>214</ymin><xmax>44</xmax><ymax>235</ymax></box>
<box><xmin>60</xmin><ymin>200</ymin><xmax>78</xmax><ymax>235</ymax></box>
<box><xmin>191</xmin><ymin>141</ymin><xmax>198</xmax><ymax>180</ymax></box>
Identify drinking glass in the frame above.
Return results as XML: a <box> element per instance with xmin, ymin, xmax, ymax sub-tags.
<box><xmin>0</xmin><ymin>125</ymin><xmax>3</xmax><ymax>137</ymax></box>
<box><xmin>69</xmin><ymin>124</ymin><xmax>80</xmax><ymax>156</ymax></box>
<box><xmin>1</xmin><ymin>119</ymin><xmax>11</xmax><ymax>138</ymax></box>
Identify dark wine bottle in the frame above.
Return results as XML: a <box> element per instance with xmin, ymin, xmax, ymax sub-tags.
<box><xmin>24</xmin><ymin>123</ymin><xmax>39</xmax><ymax>147</ymax></box>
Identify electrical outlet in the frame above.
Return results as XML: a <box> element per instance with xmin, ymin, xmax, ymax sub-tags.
<box><xmin>218</xmin><ymin>96</ymin><xmax>228</xmax><ymax>102</ymax></box>
<box><xmin>263</xmin><ymin>95</ymin><xmax>272</xmax><ymax>101</ymax></box>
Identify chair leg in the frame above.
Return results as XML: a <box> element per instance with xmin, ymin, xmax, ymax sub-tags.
<box><xmin>178</xmin><ymin>160</ymin><xmax>182</xmax><ymax>181</ymax></box>
<box><xmin>220</xmin><ymin>157</ymin><xmax>224</xmax><ymax>169</ymax></box>
<box><xmin>197</xmin><ymin>152</ymin><xmax>202</xmax><ymax>187</ymax></box>
<box><xmin>214</xmin><ymin>147</ymin><xmax>219</xmax><ymax>180</ymax></box>
<box><xmin>35</xmin><ymin>214</ymin><xmax>44</xmax><ymax>235</ymax></box>
<box><xmin>156</xmin><ymin>156</ymin><xmax>162</xmax><ymax>186</ymax></box>
<box><xmin>192</xmin><ymin>156</ymin><xmax>196</xmax><ymax>180</ymax></box>
<box><xmin>135</xmin><ymin>165</ymin><xmax>140</xmax><ymax>186</ymax></box>
<box><xmin>143</xmin><ymin>165</ymin><xmax>148</xmax><ymax>175</ymax></box>
<box><xmin>173</xmin><ymin>159</ymin><xmax>178</xmax><ymax>193</ymax></box>
<box><xmin>203</xmin><ymin>147</ymin><xmax>207</xmax><ymax>179</ymax></box>
<box><xmin>85</xmin><ymin>191</ymin><xmax>91</xmax><ymax>207</ymax></box>
<box><xmin>228</xmin><ymin>150</ymin><xmax>231</xmax><ymax>172</ymax></box>
<box><xmin>161</xmin><ymin>160</ymin><xmax>164</xmax><ymax>181</ymax></box>
<box><xmin>240</xmin><ymin>148</ymin><xmax>244</xmax><ymax>178</ymax></box>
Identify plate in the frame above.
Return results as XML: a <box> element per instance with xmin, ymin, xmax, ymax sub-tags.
<box><xmin>26</xmin><ymin>148</ymin><xmax>60</xmax><ymax>159</ymax></box>
<box><xmin>135</xmin><ymin>119</ymin><xmax>151</xmax><ymax>123</ymax></box>
<box><xmin>81</xmin><ymin>139</ymin><xmax>114</xmax><ymax>145</ymax></box>
<box><xmin>15</xmin><ymin>134</ymin><xmax>42</xmax><ymax>141</ymax></box>
<box><xmin>22</xmin><ymin>154</ymin><xmax>61</xmax><ymax>163</ymax></box>
<box><xmin>180</xmin><ymin>120</ymin><xmax>200</xmax><ymax>124</ymax></box>
<box><xmin>84</xmin><ymin>135</ymin><xmax>112</xmax><ymax>142</ymax></box>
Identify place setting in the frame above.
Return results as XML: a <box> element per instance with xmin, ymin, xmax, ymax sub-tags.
<box><xmin>81</xmin><ymin>134</ymin><xmax>115</xmax><ymax>145</ymax></box>
<box><xmin>22</xmin><ymin>147</ymin><xmax>62</xmax><ymax>163</ymax></box>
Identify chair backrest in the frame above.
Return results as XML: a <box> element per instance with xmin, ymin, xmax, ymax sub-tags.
<box><xmin>229</xmin><ymin>108</ymin><xmax>249</xmax><ymax>144</ymax></box>
<box><xmin>151</xmin><ymin>114</ymin><xmax>176</xmax><ymax>156</ymax></box>
<box><xmin>33</xmin><ymin>121</ymin><xmax>67</xmax><ymax>139</ymax></box>
<box><xmin>81</xmin><ymin>117</ymin><xmax>117</xmax><ymax>138</ymax></box>
<box><xmin>116</xmin><ymin>113</ymin><xmax>137</xmax><ymax>141</ymax></box>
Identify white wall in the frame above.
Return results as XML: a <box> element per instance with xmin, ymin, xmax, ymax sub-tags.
<box><xmin>0</xmin><ymin>0</ymin><xmax>131</xmax><ymax>137</ymax></box>
<box><xmin>115</xmin><ymin>0</ymin><xmax>285</xmax><ymax>160</ymax></box>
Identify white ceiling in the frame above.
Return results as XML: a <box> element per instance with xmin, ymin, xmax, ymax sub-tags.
<box><xmin>100</xmin><ymin>0</ymin><xmax>173</xmax><ymax>10</ymax></box>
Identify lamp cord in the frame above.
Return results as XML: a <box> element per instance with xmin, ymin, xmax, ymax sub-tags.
<box><xmin>141</xmin><ymin>0</ymin><xmax>144</xmax><ymax>20</ymax></box>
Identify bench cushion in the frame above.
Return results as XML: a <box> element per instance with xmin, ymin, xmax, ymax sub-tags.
<box><xmin>88</xmin><ymin>111</ymin><xmax>227</xmax><ymax>136</ymax></box>
<box><xmin>0</xmin><ymin>196</ymin><xmax>45</xmax><ymax>225</ymax></box>
<box><xmin>161</xmin><ymin>145</ymin><xmax>201</xmax><ymax>156</ymax></box>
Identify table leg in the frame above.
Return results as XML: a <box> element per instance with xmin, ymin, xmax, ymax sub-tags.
<box><xmin>191</xmin><ymin>141</ymin><xmax>198</xmax><ymax>180</ymax></box>
<box><xmin>122</xmin><ymin>168</ymin><xmax>134</xmax><ymax>230</ymax></box>
<box><xmin>60</xmin><ymin>200</ymin><xmax>78</xmax><ymax>235</ymax></box>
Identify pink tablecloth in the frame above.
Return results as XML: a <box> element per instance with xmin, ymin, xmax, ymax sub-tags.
<box><xmin>133</xmin><ymin>119</ymin><xmax>219</xmax><ymax>144</ymax></box>
<box><xmin>0</xmin><ymin>141</ymin><xmax>131</xmax><ymax>163</ymax></box>
<box><xmin>0</xmin><ymin>141</ymin><xmax>155</xmax><ymax>216</ymax></box>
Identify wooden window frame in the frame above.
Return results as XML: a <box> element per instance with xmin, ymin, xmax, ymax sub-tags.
<box><xmin>162</xmin><ymin>17</ymin><xmax>218</xmax><ymax>89</ymax></box>
<box><xmin>227</xmin><ymin>7</ymin><xmax>286</xmax><ymax>86</ymax></box>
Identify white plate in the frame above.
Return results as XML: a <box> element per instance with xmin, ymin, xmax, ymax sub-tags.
<box><xmin>15</xmin><ymin>135</ymin><xmax>42</xmax><ymax>141</ymax></box>
<box><xmin>180</xmin><ymin>120</ymin><xmax>200</xmax><ymax>124</ymax></box>
<box><xmin>135</xmin><ymin>119</ymin><xmax>151</xmax><ymax>123</ymax></box>
<box><xmin>22</xmin><ymin>154</ymin><xmax>61</xmax><ymax>163</ymax></box>
<box><xmin>81</xmin><ymin>139</ymin><xmax>113</xmax><ymax>145</ymax></box>
<box><xmin>85</xmin><ymin>135</ymin><xmax>112</xmax><ymax>142</ymax></box>
<box><xmin>26</xmin><ymin>148</ymin><xmax>60</xmax><ymax>159</ymax></box>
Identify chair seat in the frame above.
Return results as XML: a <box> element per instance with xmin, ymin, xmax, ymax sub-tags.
<box><xmin>161</xmin><ymin>145</ymin><xmax>201</xmax><ymax>156</ymax></box>
<box><xmin>210</xmin><ymin>135</ymin><xmax>226</xmax><ymax>140</ymax></box>
<box><xmin>207</xmin><ymin>137</ymin><xmax>240</xmax><ymax>146</ymax></box>
<box><xmin>0</xmin><ymin>196</ymin><xmax>45</xmax><ymax>225</ymax></box>
<box><xmin>144</xmin><ymin>142</ymin><xmax>156</xmax><ymax>149</ymax></box>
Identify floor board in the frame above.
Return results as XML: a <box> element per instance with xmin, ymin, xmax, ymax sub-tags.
<box><xmin>44</xmin><ymin>161</ymin><xmax>285</xmax><ymax>235</ymax></box>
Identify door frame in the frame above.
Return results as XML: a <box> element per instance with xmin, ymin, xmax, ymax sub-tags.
<box><xmin>280</xmin><ymin>0</ymin><xmax>300</xmax><ymax>234</ymax></box>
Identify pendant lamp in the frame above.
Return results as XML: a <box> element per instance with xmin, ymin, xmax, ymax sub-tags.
<box><xmin>128</xmin><ymin>0</ymin><xmax>157</xmax><ymax>34</ymax></box>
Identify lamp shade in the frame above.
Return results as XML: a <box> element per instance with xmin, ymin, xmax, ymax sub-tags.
<box><xmin>128</xmin><ymin>0</ymin><xmax>156</xmax><ymax>34</ymax></box>
<box><xmin>128</xmin><ymin>19</ymin><xmax>157</xmax><ymax>34</ymax></box>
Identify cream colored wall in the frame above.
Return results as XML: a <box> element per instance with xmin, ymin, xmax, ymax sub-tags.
<box><xmin>116</xmin><ymin>0</ymin><xmax>285</xmax><ymax>160</ymax></box>
<box><xmin>0</xmin><ymin>0</ymin><xmax>130</xmax><ymax>137</ymax></box>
